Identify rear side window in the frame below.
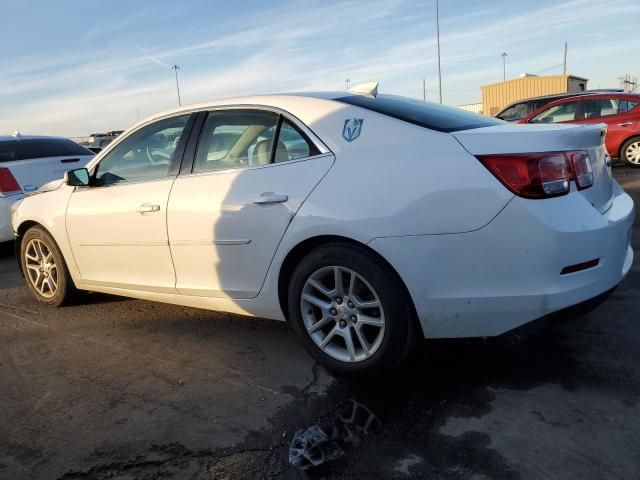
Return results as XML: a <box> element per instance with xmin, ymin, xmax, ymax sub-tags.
<box><xmin>0</xmin><ymin>138</ymin><xmax>92</xmax><ymax>163</ymax></box>
<box><xmin>335</xmin><ymin>95</ymin><xmax>503</xmax><ymax>132</ymax></box>
<box><xmin>583</xmin><ymin>98</ymin><xmax>619</xmax><ymax>118</ymax></box>
<box><xmin>619</xmin><ymin>100</ymin><xmax>639</xmax><ymax>113</ymax></box>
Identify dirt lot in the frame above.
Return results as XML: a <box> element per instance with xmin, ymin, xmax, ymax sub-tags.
<box><xmin>1</xmin><ymin>167</ymin><xmax>639</xmax><ymax>480</ymax></box>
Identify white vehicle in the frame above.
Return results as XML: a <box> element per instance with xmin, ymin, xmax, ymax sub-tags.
<box><xmin>0</xmin><ymin>134</ymin><xmax>94</xmax><ymax>242</ymax></box>
<box><xmin>11</xmin><ymin>88</ymin><xmax>635</xmax><ymax>376</ymax></box>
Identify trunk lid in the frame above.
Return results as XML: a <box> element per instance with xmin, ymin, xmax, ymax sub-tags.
<box><xmin>453</xmin><ymin>123</ymin><xmax>613</xmax><ymax>213</ymax></box>
<box><xmin>3</xmin><ymin>155</ymin><xmax>93</xmax><ymax>193</ymax></box>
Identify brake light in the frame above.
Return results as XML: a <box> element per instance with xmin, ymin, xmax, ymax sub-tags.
<box><xmin>476</xmin><ymin>151</ymin><xmax>592</xmax><ymax>199</ymax></box>
<box><xmin>0</xmin><ymin>168</ymin><xmax>21</xmax><ymax>197</ymax></box>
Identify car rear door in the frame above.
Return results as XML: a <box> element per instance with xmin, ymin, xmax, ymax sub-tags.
<box><xmin>66</xmin><ymin>114</ymin><xmax>194</xmax><ymax>292</ymax></box>
<box><xmin>167</xmin><ymin>109</ymin><xmax>334</xmax><ymax>299</ymax></box>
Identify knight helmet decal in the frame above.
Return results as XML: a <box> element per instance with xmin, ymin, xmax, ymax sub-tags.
<box><xmin>342</xmin><ymin>118</ymin><xmax>364</xmax><ymax>142</ymax></box>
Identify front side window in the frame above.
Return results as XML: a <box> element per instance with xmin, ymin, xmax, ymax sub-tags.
<box><xmin>529</xmin><ymin>101</ymin><xmax>578</xmax><ymax>123</ymax></box>
<box><xmin>497</xmin><ymin>102</ymin><xmax>528</xmax><ymax>121</ymax></box>
<box><xmin>94</xmin><ymin>114</ymin><xmax>189</xmax><ymax>185</ymax></box>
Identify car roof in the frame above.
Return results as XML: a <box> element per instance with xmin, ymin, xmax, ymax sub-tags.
<box><xmin>0</xmin><ymin>134</ymin><xmax>70</xmax><ymax>142</ymax></box>
<box><xmin>497</xmin><ymin>90</ymin><xmax>626</xmax><ymax>113</ymax></box>
<box><xmin>142</xmin><ymin>92</ymin><xmax>351</xmax><ymax>123</ymax></box>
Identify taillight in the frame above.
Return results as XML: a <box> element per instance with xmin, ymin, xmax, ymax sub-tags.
<box><xmin>566</xmin><ymin>151</ymin><xmax>593</xmax><ymax>189</ymax></box>
<box><xmin>476</xmin><ymin>151</ymin><xmax>592</xmax><ymax>199</ymax></box>
<box><xmin>0</xmin><ymin>168</ymin><xmax>21</xmax><ymax>197</ymax></box>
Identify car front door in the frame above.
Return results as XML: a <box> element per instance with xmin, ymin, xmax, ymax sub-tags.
<box><xmin>66</xmin><ymin>114</ymin><xmax>193</xmax><ymax>292</ymax></box>
<box><xmin>528</xmin><ymin>99</ymin><xmax>581</xmax><ymax>125</ymax></box>
<box><xmin>167</xmin><ymin>109</ymin><xmax>334</xmax><ymax>299</ymax></box>
<box><xmin>579</xmin><ymin>97</ymin><xmax>639</xmax><ymax>157</ymax></box>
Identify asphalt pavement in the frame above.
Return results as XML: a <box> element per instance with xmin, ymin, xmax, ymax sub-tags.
<box><xmin>1</xmin><ymin>167</ymin><xmax>639</xmax><ymax>480</ymax></box>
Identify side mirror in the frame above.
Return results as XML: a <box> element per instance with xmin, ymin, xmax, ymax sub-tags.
<box><xmin>64</xmin><ymin>168</ymin><xmax>90</xmax><ymax>187</ymax></box>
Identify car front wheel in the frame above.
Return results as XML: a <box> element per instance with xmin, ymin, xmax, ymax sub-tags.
<box><xmin>288</xmin><ymin>243</ymin><xmax>417</xmax><ymax>377</ymax></box>
<box><xmin>21</xmin><ymin>226</ymin><xmax>76</xmax><ymax>306</ymax></box>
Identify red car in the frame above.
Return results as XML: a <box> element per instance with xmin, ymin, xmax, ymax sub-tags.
<box><xmin>520</xmin><ymin>93</ymin><xmax>640</xmax><ymax>167</ymax></box>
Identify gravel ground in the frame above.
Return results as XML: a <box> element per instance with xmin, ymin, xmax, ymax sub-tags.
<box><xmin>0</xmin><ymin>166</ymin><xmax>639</xmax><ymax>480</ymax></box>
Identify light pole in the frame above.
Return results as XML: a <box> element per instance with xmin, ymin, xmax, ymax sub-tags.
<box><xmin>435</xmin><ymin>0</ymin><xmax>442</xmax><ymax>104</ymax></box>
<box><xmin>172</xmin><ymin>65</ymin><xmax>182</xmax><ymax>106</ymax></box>
<box><xmin>345</xmin><ymin>78</ymin><xmax>350</xmax><ymax>90</ymax></box>
<box><xmin>501</xmin><ymin>52</ymin><xmax>507</xmax><ymax>82</ymax></box>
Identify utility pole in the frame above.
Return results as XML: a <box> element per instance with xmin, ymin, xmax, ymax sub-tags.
<box><xmin>172</xmin><ymin>65</ymin><xmax>182</xmax><ymax>106</ymax></box>
<box><xmin>422</xmin><ymin>78</ymin><xmax>427</xmax><ymax>101</ymax></box>
<box><xmin>501</xmin><ymin>52</ymin><xmax>507</xmax><ymax>82</ymax></box>
<box><xmin>345</xmin><ymin>78</ymin><xmax>350</xmax><ymax>90</ymax></box>
<box><xmin>563</xmin><ymin>42</ymin><xmax>567</xmax><ymax>75</ymax></box>
<box><xmin>435</xmin><ymin>0</ymin><xmax>442</xmax><ymax>104</ymax></box>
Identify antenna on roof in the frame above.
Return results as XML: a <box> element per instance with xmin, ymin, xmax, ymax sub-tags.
<box><xmin>348</xmin><ymin>82</ymin><xmax>379</xmax><ymax>96</ymax></box>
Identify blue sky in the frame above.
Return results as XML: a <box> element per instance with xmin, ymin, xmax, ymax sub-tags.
<box><xmin>1</xmin><ymin>0</ymin><xmax>638</xmax><ymax>136</ymax></box>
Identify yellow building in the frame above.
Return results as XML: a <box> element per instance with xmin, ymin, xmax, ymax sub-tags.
<box><xmin>482</xmin><ymin>74</ymin><xmax>588</xmax><ymax>116</ymax></box>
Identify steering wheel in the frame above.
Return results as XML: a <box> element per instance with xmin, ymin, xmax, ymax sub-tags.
<box><xmin>145</xmin><ymin>145</ymin><xmax>171</xmax><ymax>165</ymax></box>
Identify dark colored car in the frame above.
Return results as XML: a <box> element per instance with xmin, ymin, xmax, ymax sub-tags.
<box><xmin>520</xmin><ymin>93</ymin><xmax>640</xmax><ymax>167</ymax></box>
<box><xmin>495</xmin><ymin>89</ymin><xmax>624</xmax><ymax>123</ymax></box>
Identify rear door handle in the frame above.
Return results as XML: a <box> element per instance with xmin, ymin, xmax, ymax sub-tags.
<box><xmin>136</xmin><ymin>203</ymin><xmax>160</xmax><ymax>213</ymax></box>
<box><xmin>253</xmin><ymin>193</ymin><xmax>289</xmax><ymax>205</ymax></box>
<box><xmin>618</xmin><ymin>122</ymin><xmax>633</xmax><ymax>127</ymax></box>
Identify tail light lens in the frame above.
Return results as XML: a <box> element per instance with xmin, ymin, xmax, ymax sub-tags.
<box><xmin>0</xmin><ymin>168</ymin><xmax>21</xmax><ymax>197</ymax></box>
<box><xmin>476</xmin><ymin>151</ymin><xmax>592</xmax><ymax>199</ymax></box>
<box><xmin>567</xmin><ymin>151</ymin><xmax>593</xmax><ymax>189</ymax></box>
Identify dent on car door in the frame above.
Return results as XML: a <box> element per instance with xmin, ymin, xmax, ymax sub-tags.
<box><xmin>65</xmin><ymin>114</ymin><xmax>193</xmax><ymax>292</ymax></box>
<box><xmin>167</xmin><ymin>109</ymin><xmax>334</xmax><ymax>299</ymax></box>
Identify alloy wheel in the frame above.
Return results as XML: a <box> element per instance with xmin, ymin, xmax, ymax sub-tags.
<box><xmin>626</xmin><ymin>141</ymin><xmax>640</xmax><ymax>165</ymax></box>
<box><xmin>300</xmin><ymin>266</ymin><xmax>385</xmax><ymax>363</ymax></box>
<box><xmin>24</xmin><ymin>238</ymin><xmax>59</xmax><ymax>298</ymax></box>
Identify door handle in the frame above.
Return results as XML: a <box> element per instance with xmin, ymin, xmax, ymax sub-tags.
<box><xmin>253</xmin><ymin>193</ymin><xmax>289</xmax><ymax>205</ymax></box>
<box><xmin>618</xmin><ymin>122</ymin><xmax>633</xmax><ymax>127</ymax></box>
<box><xmin>136</xmin><ymin>203</ymin><xmax>160</xmax><ymax>213</ymax></box>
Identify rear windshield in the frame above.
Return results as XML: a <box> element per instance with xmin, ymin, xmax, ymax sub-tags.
<box><xmin>0</xmin><ymin>138</ymin><xmax>92</xmax><ymax>162</ymax></box>
<box><xmin>335</xmin><ymin>94</ymin><xmax>503</xmax><ymax>132</ymax></box>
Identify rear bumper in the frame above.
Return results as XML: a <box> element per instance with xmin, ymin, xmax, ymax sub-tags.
<box><xmin>369</xmin><ymin>181</ymin><xmax>635</xmax><ymax>338</ymax></box>
<box><xmin>0</xmin><ymin>195</ymin><xmax>23</xmax><ymax>243</ymax></box>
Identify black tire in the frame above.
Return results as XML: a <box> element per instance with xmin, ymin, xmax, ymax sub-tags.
<box><xmin>620</xmin><ymin>136</ymin><xmax>640</xmax><ymax>168</ymax></box>
<box><xmin>288</xmin><ymin>243</ymin><xmax>417</xmax><ymax>377</ymax></box>
<box><xmin>20</xmin><ymin>226</ymin><xmax>77</xmax><ymax>307</ymax></box>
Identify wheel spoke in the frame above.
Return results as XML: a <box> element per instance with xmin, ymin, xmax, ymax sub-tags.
<box><xmin>25</xmin><ymin>251</ymin><xmax>38</xmax><ymax>262</ymax></box>
<box><xmin>352</xmin><ymin>295</ymin><xmax>380</xmax><ymax>310</ymax></box>
<box><xmin>302</xmin><ymin>293</ymin><xmax>331</xmax><ymax>311</ymax></box>
<box><xmin>358</xmin><ymin>315</ymin><xmax>384</xmax><ymax>327</ymax></box>
<box><xmin>354</xmin><ymin>326</ymin><xmax>370</xmax><ymax>355</ymax></box>
<box><xmin>307</xmin><ymin>315</ymin><xmax>333</xmax><ymax>334</ymax></box>
<box><xmin>343</xmin><ymin>328</ymin><xmax>357</xmax><ymax>361</ymax></box>
<box><xmin>320</xmin><ymin>325</ymin><xmax>339</xmax><ymax>349</ymax></box>
<box><xmin>308</xmin><ymin>278</ymin><xmax>334</xmax><ymax>297</ymax></box>
<box><xmin>49</xmin><ymin>273</ymin><xmax>58</xmax><ymax>289</ymax></box>
<box><xmin>347</xmin><ymin>271</ymin><xmax>357</xmax><ymax>298</ymax></box>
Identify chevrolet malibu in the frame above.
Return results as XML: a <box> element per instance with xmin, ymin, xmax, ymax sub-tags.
<box><xmin>11</xmin><ymin>88</ymin><xmax>635</xmax><ymax>376</ymax></box>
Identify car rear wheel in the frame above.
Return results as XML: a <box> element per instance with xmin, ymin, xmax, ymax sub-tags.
<box><xmin>21</xmin><ymin>226</ymin><xmax>76</xmax><ymax>307</ymax></box>
<box><xmin>621</xmin><ymin>137</ymin><xmax>640</xmax><ymax>167</ymax></box>
<box><xmin>288</xmin><ymin>243</ymin><xmax>417</xmax><ymax>377</ymax></box>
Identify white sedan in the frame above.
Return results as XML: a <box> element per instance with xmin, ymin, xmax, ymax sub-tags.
<box><xmin>11</xmin><ymin>87</ymin><xmax>635</xmax><ymax>376</ymax></box>
<box><xmin>0</xmin><ymin>134</ymin><xmax>94</xmax><ymax>242</ymax></box>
